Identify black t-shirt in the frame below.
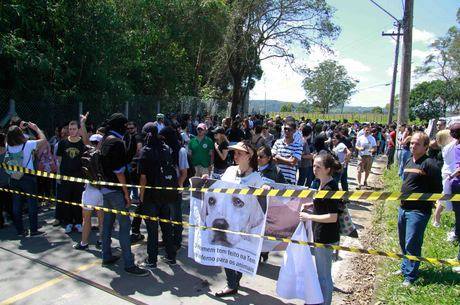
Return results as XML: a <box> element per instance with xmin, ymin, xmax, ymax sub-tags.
<box><xmin>56</xmin><ymin>138</ymin><xmax>86</xmax><ymax>177</ymax></box>
<box><xmin>124</xmin><ymin>132</ymin><xmax>143</xmax><ymax>162</ymax></box>
<box><xmin>100</xmin><ymin>135</ymin><xmax>128</xmax><ymax>189</ymax></box>
<box><xmin>401</xmin><ymin>155</ymin><xmax>442</xmax><ymax>213</ymax></box>
<box><xmin>213</xmin><ymin>141</ymin><xmax>229</xmax><ymax>170</ymax></box>
<box><xmin>312</xmin><ymin>180</ymin><xmax>340</xmax><ymax>244</ymax></box>
<box><xmin>226</xmin><ymin>128</ymin><xmax>244</xmax><ymax>143</ymax></box>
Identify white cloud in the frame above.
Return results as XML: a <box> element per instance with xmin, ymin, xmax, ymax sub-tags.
<box><xmin>413</xmin><ymin>28</ymin><xmax>436</xmax><ymax>44</ymax></box>
<box><xmin>412</xmin><ymin>49</ymin><xmax>431</xmax><ymax>60</ymax></box>
<box><xmin>386</xmin><ymin>66</ymin><xmax>394</xmax><ymax>77</ymax></box>
<box><xmin>341</xmin><ymin>58</ymin><xmax>372</xmax><ymax>73</ymax></box>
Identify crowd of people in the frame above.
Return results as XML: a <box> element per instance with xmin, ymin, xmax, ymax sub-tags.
<box><xmin>0</xmin><ymin>111</ymin><xmax>459</xmax><ymax>304</ymax></box>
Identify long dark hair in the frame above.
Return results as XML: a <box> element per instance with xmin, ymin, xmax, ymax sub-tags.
<box><xmin>6</xmin><ymin>126</ymin><xmax>26</xmax><ymax>146</ymax></box>
<box><xmin>159</xmin><ymin>126</ymin><xmax>180</xmax><ymax>166</ymax></box>
<box><xmin>241</xmin><ymin>140</ymin><xmax>258</xmax><ymax>171</ymax></box>
<box><xmin>316</xmin><ymin>151</ymin><xmax>342</xmax><ymax>175</ymax></box>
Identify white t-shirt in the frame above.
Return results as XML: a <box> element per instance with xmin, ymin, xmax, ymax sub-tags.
<box><xmin>333</xmin><ymin>142</ymin><xmax>348</xmax><ymax>164</ymax></box>
<box><xmin>177</xmin><ymin>147</ymin><xmax>189</xmax><ymax>177</ymax></box>
<box><xmin>6</xmin><ymin>140</ymin><xmax>38</xmax><ymax>170</ymax></box>
<box><xmin>356</xmin><ymin>135</ymin><xmax>376</xmax><ymax>157</ymax></box>
<box><xmin>221</xmin><ymin>165</ymin><xmax>265</xmax><ymax>188</ymax></box>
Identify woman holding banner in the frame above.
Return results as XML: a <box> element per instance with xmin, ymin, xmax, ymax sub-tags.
<box><xmin>205</xmin><ymin>140</ymin><xmax>266</xmax><ymax>297</ymax></box>
<box><xmin>299</xmin><ymin>152</ymin><xmax>341</xmax><ymax>305</ymax></box>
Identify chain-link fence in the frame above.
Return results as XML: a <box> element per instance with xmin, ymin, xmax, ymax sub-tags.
<box><xmin>0</xmin><ymin>90</ymin><xmax>228</xmax><ymax>135</ymax></box>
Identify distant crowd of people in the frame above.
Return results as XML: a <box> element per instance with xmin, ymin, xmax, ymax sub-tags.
<box><xmin>0</xmin><ymin>112</ymin><xmax>458</xmax><ymax>303</ymax></box>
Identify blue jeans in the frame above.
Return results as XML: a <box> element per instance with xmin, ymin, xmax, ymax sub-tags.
<box><xmin>397</xmin><ymin>208</ymin><xmax>430</xmax><ymax>282</ymax></box>
<box><xmin>10</xmin><ymin>174</ymin><xmax>38</xmax><ymax>234</ymax></box>
<box><xmin>333</xmin><ymin>165</ymin><xmax>349</xmax><ymax>192</ymax></box>
<box><xmin>312</xmin><ymin>246</ymin><xmax>334</xmax><ymax>305</ymax></box>
<box><xmin>398</xmin><ymin>149</ymin><xmax>411</xmax><ymax>179</ymax></box>
<box><xmin>169</xmin><ymin>195</ymin><xmax>183</xmax><ymax>248</ymax></box>
<box><xmin>102</xmin><ymin>191</ymin><xmax>134</xmax><ymax>268</ymax></box>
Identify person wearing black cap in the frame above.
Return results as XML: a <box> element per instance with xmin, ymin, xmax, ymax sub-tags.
<box><xmin>212</xmin><ymin>126</ymin><xmax>229</xmax><ymax>179</ymax></box>
<box><xmin>99</xmin><ymin>113</ymin><xmax>148</xmax><ymax>276</ymax></box>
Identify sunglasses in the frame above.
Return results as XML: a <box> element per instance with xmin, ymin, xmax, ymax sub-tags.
<box><xmin>197</xmin><ymin>128</ymin><xmax>204</xmax><ymax>132</ymax></box>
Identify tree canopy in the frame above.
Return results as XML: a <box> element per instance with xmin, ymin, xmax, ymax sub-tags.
<box><xmin>302</xmin><ymin>60</ymin><xmax>357</xmax><ymax>114</ymax></box>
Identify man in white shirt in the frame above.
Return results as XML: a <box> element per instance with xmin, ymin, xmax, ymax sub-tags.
<box><xmin>355</xmin><ymin>125</ymin><xmax>377</xmax><ymax>189</ymax></box>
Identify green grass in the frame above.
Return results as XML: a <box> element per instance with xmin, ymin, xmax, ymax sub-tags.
<box><xmin>373</xmin><ymin>166</ymin><xmax>460</xmax><ymax>305</ymax></box>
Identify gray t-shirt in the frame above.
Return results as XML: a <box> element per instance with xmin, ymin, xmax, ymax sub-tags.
<box><xmin>299</xmin><ymin>138</ymin><xmax>312</xmax><ymax>168</ymax></box>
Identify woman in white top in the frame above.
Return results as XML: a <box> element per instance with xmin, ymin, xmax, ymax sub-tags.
<box><xmin>207</xmin><ymin>141</ymin><xmax>267</xmax><ymax>297</ymax></box>
<box><xmin>332</xmin><ymin>133</ymin><xmax>352</xmax><ymax>191</ymax></box>
<box><xmin>5</xmin><ymin>122</ymin><xmax>47</xmax><ymax>236</ymax></box>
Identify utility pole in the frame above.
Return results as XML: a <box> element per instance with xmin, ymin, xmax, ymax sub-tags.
<box><xmin>382</xmin><ymin>22</ymin><xmax>402</xmax><ymax>124</ymax></box>
<box><xmin>397</xmin><ymin>0</ymin><xmax>414</xmax><ymax>125</ymax></box>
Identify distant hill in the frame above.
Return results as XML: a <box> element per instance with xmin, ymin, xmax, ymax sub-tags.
<box><xmin>249</xmin><ymin>100</ymin><xmax>384</xmax><ymax>114</ymax></box>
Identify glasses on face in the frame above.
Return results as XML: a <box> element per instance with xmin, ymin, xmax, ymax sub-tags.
<box><xmin>197</xmin><ymin>128</ymin><xmax>204</xmax><ymax>132</ymax></box>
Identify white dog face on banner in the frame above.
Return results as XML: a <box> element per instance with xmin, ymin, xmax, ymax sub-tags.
<box><xmin>200</xmin><ymin>181</ymin><xmax>265</xmax><ymax>247</ymax></box>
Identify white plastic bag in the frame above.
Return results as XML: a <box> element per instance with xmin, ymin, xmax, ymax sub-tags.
<box><xmin>276</xmin><ymin>221</ymin><xmax>324</xmax><ymax>305</ymax></box>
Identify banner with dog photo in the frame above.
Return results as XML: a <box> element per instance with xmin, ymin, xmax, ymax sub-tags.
<box><xmin>262</xmin><ymin>183</ymin><xmax>312</xmax><ymax>252</ymax></box>
<box><xmin>188</xmin><ymin>177</ymin><xmax>267</xmax><ymax>276</ymax></box>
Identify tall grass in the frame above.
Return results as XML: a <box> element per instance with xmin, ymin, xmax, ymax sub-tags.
<box><xmin>373</xmin><ymin>166</ymin><xmax>459</xmax><ymax>304</ymax></box>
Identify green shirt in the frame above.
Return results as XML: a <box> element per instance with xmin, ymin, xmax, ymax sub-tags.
<box><xmin>188</xmin><ymin>136</ymin><xmax>213</xmax><ymax>167</ymax></box>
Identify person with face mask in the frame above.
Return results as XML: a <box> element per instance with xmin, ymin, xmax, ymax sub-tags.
<box><xmin>99</xmin><ymin>113</ymin><xmax>149</xmax><ymax>277</ymax></box>
<box><xmin>56</xmin><ymin>113</ymin><xmax>90</xmax><ymax>233</ymax></box>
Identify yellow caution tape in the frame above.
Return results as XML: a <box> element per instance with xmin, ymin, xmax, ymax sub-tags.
<box><xmin>1</xmin><ymin>163</ymin><xmax>459</xmax><ymax>202</ymax></box>
<box><xmin>0</xmin><ymin>187</ymin><xmax>458</xmax><ymax>267</ymax></box>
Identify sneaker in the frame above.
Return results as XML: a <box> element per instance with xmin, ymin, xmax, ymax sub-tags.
<box><xmin>447</xmin><ymin>230</ymin><xmax>458</xmax><ymax>243</ymax></box>
<box><xmin>96</xmin><ymin>240</ymin><xmax>102</xmax><ymax>249</ymax></box>
<box><xmin>75</xmin><ymin>224</ymin><xmax>83</xmax><ymax>233</ymax></box>
<box><xmin>140</xmin><ymin>258</ymin><xmax>157</xmax><ymax>269</ymax></box>
<box><xmin>30</xmin><ymin>230</ymin><xmax>46</xmax><ymax>237</ymax></box>
<box><xmin>432</xmin><ymin>221</ymin><xmax>441</xmax><ymax>228</ymax></box>
<box><xmin>73</xmin><ymin>242</ymin><xmax>89</xmax><ymax>250</ymax></box>
<box><xmin>125</xmin><ymin>265</ymin><xmax>149</xmax><ymax>277</ymax></box>
<box><xmin>64</xmin><ymin>224</ymin><xmax>73</xmax><ymax>234</ymax></box>
<box><xmin>17</xmin><ymin>230</ymin><xmax>28</xmax><ymax>238</ymax></box>
<box><xmin>102</xmin><ymin>255</ymin><xmax>120</xmax><ymax>267</ymax></box>
<box><xmin>453</xmin><ymin>266</ymin><xmax>460</xmax><ymax>274</ymax></box>
<box><xmin>52</xmin><ymin>219</ymin><xmax>61</xmax><ymax>227</ymax></box>
<box><xmin>161</xmin><ymin>256</ymin><xmax>177</xmax><ymax>266</ymax></box>
<box><xmin>402</xmin><ymin>279</ymin><xmax>412</xmax><ymax>287</ymax></box>
<box><xmin>392</xmin><ymin>270</ymin><xmax>403</xmax><ymax>276</ymax></box>
<box><xmin>130</xmin><ymin>233</ymin><xmax>145</xmax><ymax>244</ymax></box>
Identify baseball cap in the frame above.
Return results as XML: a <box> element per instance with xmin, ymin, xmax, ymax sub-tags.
<box><xmin>228</xmin><ymin>141</ymin><xmax>253</xmax><ymax>156</ymax></box>
<box><xmin>89</xmin><ymin>134</ymin><xmax>103</xmax><ymax>143</ymax></box>
<box><xmin>197</xmin><ymin>123</ymin><xmax>207</xmax><ymax>130</ymax></box>
<box><xmin>212</xmin><ymin>126</ymin><xmax>225</xmax><ymax>134</ymax></box>
<box><xmin>157</xmin><ymin>113</ymin><xmax>165</xmax><ymax>119</ymax></box>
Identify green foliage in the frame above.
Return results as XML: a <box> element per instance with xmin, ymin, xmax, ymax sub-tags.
<box><xmin>374</xmin><ymin>166</ymin><xmax>460</xmax><ymax>305</ymax></box>
<box><xmin>372</xmin><ymin>106</ymin><xmax>384</xmax><ymax>114</ymax></box>
<box><xmin>280</xmin><ymin>103</ymin><xmax>293</xmax><ymax>112</ymax></box>
<box><xmin>409</xmin><ymin>80</ymin><xmax>459</xmax><ymax>121</ymax></box>
<box><xmin>302</xmin><ymin>60</ymin><xmax>357</xmax><ymax>114</ymax></box>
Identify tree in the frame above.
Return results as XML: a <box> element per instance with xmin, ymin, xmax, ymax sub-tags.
<box><xmin>302</xmin><ymin>60</ymin><xmax>357</xmax><ymax>114</ymax></box>
<box><xmin>416</xmin><ymin>8</ymin><xmax>460</xmax><ymax>113</ymax></box>
<box><xmin>296</xmin><ymin>99</ymin><xmax>313</xmax><ymax>113</ymax></box>
<box><xmin>371</xmin><ymin>107</ymin><xmax>383</xmax><ymax>114</ymax></box>
<box><xmin>280</xmin><ymin>103</ymin><xmax>293</xmax><ymax>112</ymax></box>
<box><xmin>210</xmin><ymin>0</ymin><xmax>339</xmax><ymax>117</ymax></box>
<box><xmin>409</xmin><ymin>80</ymin><xmax>453</xmax><ymax>121</ymax></box>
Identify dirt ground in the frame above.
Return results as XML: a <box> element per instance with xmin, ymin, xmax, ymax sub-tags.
<box><xmin>331</xmin><ymin>155</ymin><xmax>387</xmax><ymax>305</ymax></box>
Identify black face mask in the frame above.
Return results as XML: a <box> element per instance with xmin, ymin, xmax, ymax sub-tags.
<box><xmin>450</xmin><ymin>129</ymin><xmax>460</xmax><ymax>140</ymax></box>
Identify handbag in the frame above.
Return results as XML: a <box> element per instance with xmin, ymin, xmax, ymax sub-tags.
<box><xmin>276</xmin><ymin>221</ymin><xmax>324</xmax><ymax>304</ymax></box>
<box><xmin>338</xmin><ymin>201</ymin><xmax>358</xmax><ymax>238</ymax></box>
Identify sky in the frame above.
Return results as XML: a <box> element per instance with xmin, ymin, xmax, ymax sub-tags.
<box><xmin>250</xmin><ymin>0</ymin><xmax>459</xmax><ymax>108</ymax></box>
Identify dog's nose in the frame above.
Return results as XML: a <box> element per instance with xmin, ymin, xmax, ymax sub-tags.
<box><xmin>212</xmin><ymin>218</ymin><xmax>229</xmax><ymax>230</ymax></box>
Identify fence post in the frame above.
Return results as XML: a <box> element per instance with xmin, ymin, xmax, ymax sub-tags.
<box><xmin>78</xmin><ymin>101</ymin><xmax>83</xmax><ymax>119</ymax></box>
<box><xmin>125</xmin><ymin>101</ymin><xmax>129</xmax><ymax>119</ymax></box>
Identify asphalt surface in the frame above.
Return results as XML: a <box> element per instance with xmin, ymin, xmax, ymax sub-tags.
<box><xmin>0</xmin><ymin>194</ymin><xmax>304</xmax><ymax>305</ymax></box>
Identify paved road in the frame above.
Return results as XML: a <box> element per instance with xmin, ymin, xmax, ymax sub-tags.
<box><xmin>0</xmin><ymin>195</ymin><xmax>303</xmax><ymax>305</ymax></box>
<box><xmin>0</xmin><ymin>157</ymin><xmax>386</xmax><ymax>305</ymax></box>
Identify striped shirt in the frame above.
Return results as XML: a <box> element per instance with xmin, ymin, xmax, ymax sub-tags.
<box><xmin>271</xmin><ymin>139</ymin><xmax>303</xmax><ymax>184</ymax></box>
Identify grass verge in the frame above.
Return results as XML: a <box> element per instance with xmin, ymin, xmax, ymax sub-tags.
<box><xmin>372</xmin><ymin>165</ymin><xmax>459</xmax><ymax>304</ymax></box>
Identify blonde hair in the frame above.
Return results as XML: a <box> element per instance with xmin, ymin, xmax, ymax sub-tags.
<box><xmin>435</xmin><ymin>129</ymin><xmax>453</xmax><ymax>148</ymax></box>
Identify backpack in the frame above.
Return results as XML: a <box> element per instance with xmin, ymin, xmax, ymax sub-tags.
<box><xmin>143</xmin><ymin>142</ymin><xmax>179</xmax><ymax>202</ymax></box>
<box><xmin>36</xmin><ymin>142</ymin><xmax>58</xmax><ymax>173</ymax></box>
<box><xmin>4</xmin><ymin>143</ymin><xmax>33</xmax><ymax>180</ymax></box>
<box><xmin>81</xmin><ymin>142</ymin><xmax>106</xmax><ymax>188</ymax></box>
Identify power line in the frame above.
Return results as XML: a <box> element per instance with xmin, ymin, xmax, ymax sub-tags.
<box><xmin>368</xmin><ymin>0</ymin><xmax>401</xmax><ymax>24</ymax></box>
